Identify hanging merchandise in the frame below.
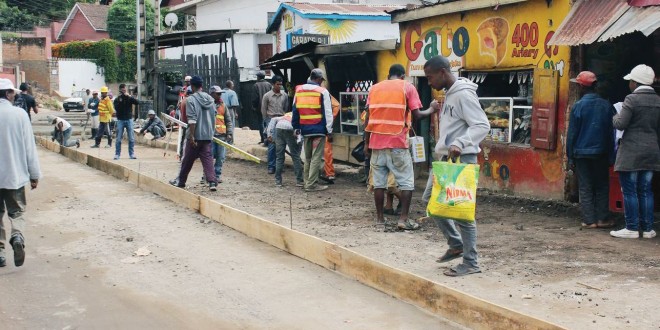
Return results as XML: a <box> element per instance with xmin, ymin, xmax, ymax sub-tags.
<box><xmin>509</xmin><ymin>72</ymin><xmax>516</xmax><ymax>84</ymax></box>
<box><xmin>409</xmin><ymin>136</ymin><xmax>426</xmax><ymax>163</ymax></box>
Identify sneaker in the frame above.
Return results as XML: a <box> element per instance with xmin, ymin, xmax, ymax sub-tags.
<box><xmin>319</xmin><ymin>175</ymin><xmax>335</xmax><ymax>184</ymax></box>
<box><xmin>105</xmin><ymin>144</ymin><xmax>112</xmax><ymax>148</ymax></box>
<box><xmin>113</xmin><ymin>155</ymin><xmax>120</xmax><ymax>160</ymax></box>
<box><xmin>610</xmin><ymin>228</ymin><xmax>639</xmax><ymax>238</ymax></box>
<box><xmin>90</xmin><ymin>144</ymin><xmax>99</xmax><ymax>148</ymax></box>
<box><xmin>642</xmin><ymin>230</ymin><xmax>657</xmax><ymax>239</ymax></box>
<box><xmin>75</xmin><ymin>140</ymin><xmax>80</xmax><ymax>148</ymax></box>
<box><xmin>209</xmin><ymin>182</ymin><xmax>217</xmax><ymax>191</ymax></box>
<box><xmin>304</xmin><ymin>185</ymin><xmax>328</xmax><ymax>192</ymax></box>
<box><xmin>296</xmin><ymin>182</ymin><xmax>304</xmax><ymax>187</ymax></box>
<box><xmin>129</xmin><ymin>155</ymin><xmax>137</xmax><ymax>160</ymax></box>
<box><xmin>275</xmin><ymin>182</ymin><xmax>283</xmax><ymax>187</ymax></box>
<box><xmin>169</xmin><ymin>179</ymin><xmax>185</xmax><ymax>188</ymax></box>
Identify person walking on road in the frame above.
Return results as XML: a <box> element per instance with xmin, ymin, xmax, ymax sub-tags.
<box><xmin>91</xmin><ymin>86</ymin><xmax>114</xmax><ymax>149</ymax></box>
<box><xmin>261</xmin><ymin>76</ymin><xmax>289</xmax><ymax>174</ymax></box>
<box><xmin>253</xmin><ymin>71</ymin><xmax>272</xmax><ymax>144</ymax></box>
<box><xmin>222</xmin><ymin>80</ymin><xmax>240</xmax><ymax>129</ymax></box>
<box><xmin>139</xmin><ymin>110</ymin><xmax>166</xmax><ymax>140</ymax></box>
<box><xmin>566</xmin><ymin>71</ymin><xmax>616</xmax><ymax>229</ymax></box>
<box><xmin>267</xmin><ymin>112</ymin><xmax>304</xmax><ymax>187</ymax></box>
<box><xmin>0</xmin><ymin>78</ymin><xmax>41</xmax><ymax>267</ymax></box>
<box><xmin>88</xmin><ymin>91</ymin><xmax>100</xmax><ymax>138</ymax></box>
<box><xmin>365</xmin><ymin>64</ymin><xmax>439</xmax><ymax>231</ymax></box>
<box><xmin>50</xmin><ymin>116</ymin><xmax>80</xmax><ymax>148</ymax></box>
<box><xmin>421</xmin><ymin>56</ymin><xmax>490</xmax><ymax>277</ymax></box>
<box><xmin>113</xmin><ymin>83</ymin><xmax>139</xmax><ymax>160</ymax></box>
<box><xmin>208</xmin><ymin>85</ymin><xmax>234</xmax><ymax>184</ymax></box>
<box><xmin>171</xmin><ymin>76</ymin><xmax>219</xmax><ymax>191</ymax></box>
<box><xmin>610</xmin><ymin>64</ymin><xmax>660</xmax><ymax>239</ymax></box>
<box><xmin>292</xmin><ymin>69</ymin><xmax>334</xmax><ymax>192</ymax></box>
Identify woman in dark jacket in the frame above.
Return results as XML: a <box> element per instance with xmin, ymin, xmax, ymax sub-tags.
<box><xmin>610</xmin><ymin>65</ymin><xmax>660</xmax><ymax>239</ymax></box>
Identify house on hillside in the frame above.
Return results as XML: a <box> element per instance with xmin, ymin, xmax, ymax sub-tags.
<box><xmin>167</xmin><ymin>0</ymin><xmax>421</xmax><ymax>81</ymax></box>
<box><xmin>57</xmin><ymin>3</ymin><xmax>110</xmax><ymax>42</ymax></box>
<box><xmin>266</xmin><ymin>2</ymin><xmax>402</xmax><ymax>52</ymax></box>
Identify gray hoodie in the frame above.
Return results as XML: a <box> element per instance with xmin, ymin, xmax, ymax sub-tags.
<box><xmin>186</xmin><ymin>91</ymin><xmax>216</xmax><ymax>141</ymax></box>
<box><xmin>434</xmin><ymin>78</ymin><xmax>490</xmax><ymax>156</ymax></box>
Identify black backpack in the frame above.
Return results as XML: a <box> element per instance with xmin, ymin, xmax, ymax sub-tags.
<box><xmin>14</xmin><ymin>94</ymin><xmax>28</xmax><ymax>113</ymax></box>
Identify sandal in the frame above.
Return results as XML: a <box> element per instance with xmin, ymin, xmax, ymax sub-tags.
<box><xmin>581</xmin><ymin>223</ymin><xmax>598</xmax><ymax>229</ymax></box>
<box><xmin>436</xmin><ymin>249</ymin><xmax>463</xmax><ymax>263</ymax></box>
<box><xmin>443</xmin><ymin>265</ymin><xmax>481</xmax><ymax>277</ymax></box>
<box><xmin>397</xmin><ymin>219</ymin><xmax>420</xmax><ymax>231</ymax></box>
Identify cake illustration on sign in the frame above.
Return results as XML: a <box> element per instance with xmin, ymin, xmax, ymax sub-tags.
<box><xmin>476</xmin><ymin>17</ymin><xmax>510</xmax><ymax>66</ymax></box>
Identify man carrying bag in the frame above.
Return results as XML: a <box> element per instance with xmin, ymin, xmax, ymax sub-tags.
<box><xmin>422</xmin><ymin>56</ymin><xmax>490</xmax><ymax>277</ymax></box>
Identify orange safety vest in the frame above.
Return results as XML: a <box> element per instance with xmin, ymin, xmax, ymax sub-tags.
<box><xmin>294</xmin><ymin>85</ymin><xmax>325</xmax><ymax>125</ymax></box>
<box><xmin>365</xmin><ymin>79</ymin><xmax>408</xmax><ymax>135</ymax></box>
<box><xmin>215</xmin><ymin>103</ymin><xmax>227</xmax><ymax>135</ymax></box>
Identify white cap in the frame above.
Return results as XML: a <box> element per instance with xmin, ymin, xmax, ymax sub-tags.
<box><xmin>209</xmin><ymin>85</ymin><xmax>224</xmax><ymax>94</ymax></box>
<box><xmin>0</xmin><ymin>78</ymin><xmax>20</xmax><ymax>92</ymax></box>
<box><xmin>185</xmin><ymin>75</ymin><xmax>192</xmax><ymax>81</ymax></box>
<box><xmin>147</xmin><ymin>110</ymin><xmax>156</xmax><ymax>115</ymax></box>
<box><xmin>623</xmin><ymin>64</ymin><xmax>655</xmax><ymax>85</ymax></box>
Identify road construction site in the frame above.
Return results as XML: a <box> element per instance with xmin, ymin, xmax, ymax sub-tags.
<box><xmin>9</xmin><ymin>109</ymin><xmax>660</xmax><ymax>329</ymax></box>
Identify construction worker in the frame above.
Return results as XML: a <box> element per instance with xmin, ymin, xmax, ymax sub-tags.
<box><xmin>365</xmin><ymin>64</ymin><xmax>439</xmax><ymax>230</ymax></box>
<box><xmin>320</xmin><ymin>95</ymin><xmax>340</xmax><ymax>184</ymax></box>
<box><xmin>206</xmin><ymin>85</ymin><xmax>233</xmax><ymax>184</ymax></box>
<box><xmin>50</xmin><ymin>116</ymin><xmax>80</xmax><ymax>148</ymax></box>
<box><xmin>267</xmin><ymin>112</ymin><xmax>304</xmax><ymax>187</ymax></box>
<box><xmin>87</xmin><ymin>90</ymin><xmax>100</xmax><ymax>138</ymax></box>
<box><xmin>292</xmin><ymin>68</ymin><xmax>333</xmax><ymax>192</ymax></box>
<box><xmin>91</xmin><ymin>86</ymin><xmax>114</xmax><ymax>148</ymax></box>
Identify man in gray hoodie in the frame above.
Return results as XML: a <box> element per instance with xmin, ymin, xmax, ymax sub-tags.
<box><xmin>172</xmin><ymin>76</ymin><xmax>219</xmax><ymax>191</ymax></box>
<box><xmin>422</xmin><ymin>56</ymin><xmax>490</xmax><ymax>277</ymax></box>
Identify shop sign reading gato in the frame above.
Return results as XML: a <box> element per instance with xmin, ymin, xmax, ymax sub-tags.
<box><xmin>404</xmin><ymin>21</ymin><xmax>469</xmax><ymax>76</ymax></box>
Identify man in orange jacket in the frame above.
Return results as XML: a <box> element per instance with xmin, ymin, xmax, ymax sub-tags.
<box><xmin>365</xmin><ymin>64</ymin><xmax>440</xmax><ymax>231</ymax></box>
<box><xmin>320</xmin><ymin>95</ymin><xmax>340</xmax><ymax>184</ymax></box>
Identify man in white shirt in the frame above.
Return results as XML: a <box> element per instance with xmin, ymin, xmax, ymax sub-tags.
<box><xmin>51</xmin><ymin>116</ymin><xmax>80</xmax><ymax>148</ymax></box>
<box><xmin>0</xmin><ymin>78</ymin><xmax>41</xmax><ymax>267</ymax></box>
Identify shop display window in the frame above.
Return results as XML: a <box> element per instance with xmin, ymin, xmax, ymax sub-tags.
<box><xmin>465</xmin><ymin>70</ymin><xmax>534</xmax><ymax>145</ymax></box>
<box><xmin>339</xmin><ymin>92</ymin><xmax>368</xmax><ymax>135</ymax></box>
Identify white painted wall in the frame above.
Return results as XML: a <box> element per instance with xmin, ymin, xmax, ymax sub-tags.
<box><xmin>57</xmin><ymin>59</ymin><xmax>105</xmax><ymax>97</ymax></box>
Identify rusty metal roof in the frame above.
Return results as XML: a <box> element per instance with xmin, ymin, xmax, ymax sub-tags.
<box><xmin>599</xmin><ymin>5</ymin><xmax>660</xmax><ymax>41</ymax></box>
<box><xmin>549</xmin><ymin>0</ymin><xmax>660</xmax><ymax>45</ymax></box>
<box><xmin>628</xmin><ymin>0</ymin><xmax>660</xmax><ymax>6</ymax></box>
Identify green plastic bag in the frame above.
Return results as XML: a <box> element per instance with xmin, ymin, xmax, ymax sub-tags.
<box><xmin>426</xmin><ymin>159</ymin><xmax>480</xmax><ymax>222</ymax></box>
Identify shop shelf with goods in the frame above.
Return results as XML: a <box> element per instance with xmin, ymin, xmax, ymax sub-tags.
<box><xmin>339</xmin><ymin>92</ymin><xmax>368</xmax><ymax>135</ymax></box>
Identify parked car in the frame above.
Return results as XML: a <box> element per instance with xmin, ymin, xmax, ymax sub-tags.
<box><xmin>63</xmin><ymin>91</ymin><xmax>87</xmax><ymax>112</ymax></box>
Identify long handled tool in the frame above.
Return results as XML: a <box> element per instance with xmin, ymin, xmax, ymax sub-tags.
<box><xmin>161</xmin><ymin>113</ymin><xmax>186</xmax><ymax>158</ymax></box>
<box><xmin>213</xmin><ymin>137</ymin><xmax>261</xmax><ymax>164</ymax></box>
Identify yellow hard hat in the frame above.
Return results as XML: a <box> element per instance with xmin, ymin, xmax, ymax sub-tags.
<box><xmin>100</xmin><ymin>86</ymin><xmax>109</xmax><ymax>93</ymax></box>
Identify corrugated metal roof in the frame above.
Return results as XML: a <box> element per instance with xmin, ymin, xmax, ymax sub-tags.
<box><xmin>286</xmin><ymin>2</ymin><xmax>403</xmax><ymax>16</ymax></box>
<box><xmin>599</xmin><ymin>6</ymin><xmax>660</xmax><ymax>41</ymax></box>
<box><xmin>548</xmin><ymin>0</ymin><xmax>630</xmax><ymax>46</ymax></box>
<box><xmin>628</xmin><ymin>0</ymin><xmax>660</xmax><ymax>6</ymax></box>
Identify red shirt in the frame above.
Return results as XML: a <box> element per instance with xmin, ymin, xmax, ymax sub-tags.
<box><xmin>368</xmin><ymin>82</ymin><xmax>422</xmax><ymax>149</ymax></box>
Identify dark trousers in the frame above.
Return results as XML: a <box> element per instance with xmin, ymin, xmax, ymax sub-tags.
<box><xmin>95</xmin><ymin>122</ymin><xmax>112</xmax><ymax>146</ymax></box>
<box><xmin>177</xmin><ymin>140</ymin><xmax>216</xmax><ymax>185</ymax></box>
<box><xmin>575</xmin><ymin>155</ymin><xmax>610</xmax><ymax>224</ymax></box>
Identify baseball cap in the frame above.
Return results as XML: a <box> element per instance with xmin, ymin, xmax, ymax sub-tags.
<box><xmin>310</xmin><ymin>68</ymin><xmax>326</xmax><ymax>81</ymax></box>
<box><xmin>623</xmin><ymin>64</ymin><xmax>655</xmax><ymax>85</ymax></box>
<box><xmin>147</xmin><ymin>110</ymin><xmax>156</xmax><ymax>115</ymax></box>
<box><xmin>0</xmin><ymin>79</ymin><xmax>20</xmax><ymax>92</ymax></box>
<box><xmin>92</xmin><ymin>90</ymin><xmax>98</xmax><ymax>94</ymax></box>
<box><xmin>185</xmin><ymin>75</ymin><xmax>192</xmax><ymax>82</ymax></box>
<box><xmin>570</xmin><ymin>71</ymin><xmax>597</xmax><ymax>87</ymax></box>
<box><xmin>209</xmin><ymin>85</ymin><xmax>224</xmax><ymax>94</ymax></box>
<box><xmin>190</xmin><ymin>75</ymin><xmax>203</xmax><ymax>86</ymax></box>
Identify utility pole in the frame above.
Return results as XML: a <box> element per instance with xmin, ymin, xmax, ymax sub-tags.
<box><xmin>136</xmin><ymin>0</ymin><xmax>141</xmax><ymax>99</ymax></box>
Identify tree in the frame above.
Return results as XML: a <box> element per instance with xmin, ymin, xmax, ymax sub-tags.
<box><xmin>107</xmin><ymin>0</ymin><xmax>155</xmax><ymax>42</ymax></box>
<box><xmin>0</xmin><ymin>2</ymin><xmax>42</xmax><ymax>31</ymax></box>
<box><xmin>7</xmin><ymin>0</ymin><xmax>96</xmax><ymax>22</ymax></box>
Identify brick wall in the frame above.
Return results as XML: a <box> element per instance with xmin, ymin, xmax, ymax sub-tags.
<box><xmin>61</xmin><ymin>10</ymin><xmax>109</xmax><ymax>42</ymax></box>
<box><xmin>2</xmin><ymin>36</ymin><xmax>50</xmax><ymax>91</ymax></box>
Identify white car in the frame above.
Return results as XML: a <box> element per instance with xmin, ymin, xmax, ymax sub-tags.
<box><xmin>63</xmin><ymin>91</ymin><xmax>87</xmax><ymax>112</ymax></box>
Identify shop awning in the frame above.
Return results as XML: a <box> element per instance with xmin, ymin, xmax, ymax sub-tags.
<box><xmin>146</xmin><ymin>30</ymin><xmax>239</xmax><ymax>50</ymax></box>
<box><xmin>548</xmin><ymin>0</ymin><xmax>660</xmax><ymax>45</ymax></box>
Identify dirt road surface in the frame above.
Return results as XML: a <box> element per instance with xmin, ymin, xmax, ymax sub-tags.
<box><xmin>0</xmin><ymin>149</ymin><xmax>460</xmax><ymax>329</ymax></box>
<box><xmin>25</xmin><ymin>110</ymin><xmax>660</xmax><ymax>329</ymax></box>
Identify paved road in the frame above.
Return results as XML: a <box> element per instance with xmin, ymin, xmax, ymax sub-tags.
<box><xmin>0</xmin><ymin>148</ymin><xmax>461</xmax><ymax>329</ymax></box>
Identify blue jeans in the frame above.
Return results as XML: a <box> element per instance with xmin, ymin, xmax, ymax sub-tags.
<box><xmin>115</xmin><ymin>119</ymin><xmax>135</xmax><ymax>157</ymax></box>
<box><xmin>619</xmin><ymin>170</ymin><xmax>655</xmax><ymax>232</ymax></box>
<box><xmin>53</xmin><ymin>127</ymin><xmax>77</xmax><ymax>147</ymax></box>
<box><xmin>264</xmin><ymin>118</ymin><xmax>276</xmax><ymax>170</ymax></box>
<box><xmin>212</xmin><ymin>139</ymin><xmax>227</xmax><ymax>179</ymax></box>
<box><xmin>422</xmin><ymin>154</ymin><xmax>479</xmax><ymax>269</ymax></box>
<box><xmin>275</xmin><ymin>128</ymin><xmax>303</xmax><ymax>185</ymax></box>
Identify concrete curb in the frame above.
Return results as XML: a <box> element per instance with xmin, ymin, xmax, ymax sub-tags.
<box><xmin>37</xmin><ymin>136</ymin><xmax>565</xmax><ymax>330</ymax></box>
